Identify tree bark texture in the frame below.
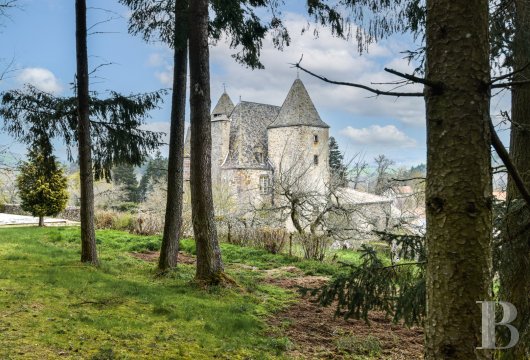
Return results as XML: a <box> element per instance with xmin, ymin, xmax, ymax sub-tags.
<box><xmin>499</xmin><ymin>0</ymin><xmax>530</xmax><ymax>357</ymax></box>
<box><xmin>424</xmin><ymin>0</ymin><xmax>492</xmax><ymax>358</ymax></box>
<box><xmin>75</xmin><ymin>0</ymin><xmax>98</xmax><ymax>265</ymax></box>
<box><xmin>158</xmin><ymin>0</ymin><xmax>188</xmax><ymax>272</ymax></box>
<box><xmin>188</xmin><ymin>0</ymin><xmax>224</xmax><ymax>283</ymax></box>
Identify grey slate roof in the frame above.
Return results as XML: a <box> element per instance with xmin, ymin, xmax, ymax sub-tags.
<box><xmin>222</xmin><ymin>101</ymin><xmax>280</xmax><ymax>169</ymax></box>
<box><xmin>269</xmin><ymin>79</ymin><xmax>329</xmax><ymax>129</ymax></box>
<box><xmin>212</xmin><ymin>92</ymin><xmax>235</xmax><ymax>116</ymax></box>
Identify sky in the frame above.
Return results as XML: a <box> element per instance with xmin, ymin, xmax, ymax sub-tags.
<box><xmin>0</xmin><ymin>0</ymin><xmax>512</xmax><ymax>168</ymax></box>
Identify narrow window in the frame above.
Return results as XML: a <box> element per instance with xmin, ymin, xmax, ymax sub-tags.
<box><xmin>259</xmin><ymin>175</ymin><xmax>270</xmax><ymax>194</ymax></box>
<box><xmin>313</xmin><ymin>134</ymin><xmax>319</xmax><ymax>144</ymax></box>
<box><xmin>314</xmin><ymin>155</ymin><xmax>319</xmax><ymax>165</ymax></box>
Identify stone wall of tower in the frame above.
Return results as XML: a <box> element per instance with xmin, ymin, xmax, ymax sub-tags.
<box><xmin>211</xmin><ymin>117</ymin><xmax>231</xmax><ymax>184</ymax></box>
<box><xmin>220</xmin><ymin>168</ymin><xmax>273</xmax><ymax>210</ymax></box>
<box><xmin>268</xmin><ymin>126</ymin><xmax>330</xmax><ymax>193</ymax></box>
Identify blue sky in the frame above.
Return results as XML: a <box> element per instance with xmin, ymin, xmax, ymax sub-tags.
<box><xmin>0</xmin><ymin>0</ymin><xmax>508</xmax><ymax>168</ymax></box>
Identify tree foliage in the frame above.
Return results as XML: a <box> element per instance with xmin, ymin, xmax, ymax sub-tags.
<box><xmin>0</xmin><ymin>85</ymin><xmax>166</xmax><ymax>181</ymax></box>
<box><xmin>310</xmin><ymin>231</ymin><xmax>426</xmax><ymax>326</ymax></box>
<box><xmin>328</xmin><ymin>136</ymin><xmax>348</xmax><ymax>186</ymax></box>
<box><xmin>17</xmin><ymin>141</ymin><xmax>68</xmax><ymax>225</ymax></box>
<box><xmin>138</xmin><ymin>152</ymin><xmax>168</xmax><ymax>201</ymax></box>
<box><xmin>113</xmin><ymin>163</ymin><xmax>140</xmax><ymax>203</ymax></box>
<box><xmin>306</xmin><ymin>0</ymin><xmax>425</xmax><ymax>52</ymax></box>
<box><xmin>120</xmin><ymin>0</ymin><xmax>290</xmax><ymax>69</ymax></box>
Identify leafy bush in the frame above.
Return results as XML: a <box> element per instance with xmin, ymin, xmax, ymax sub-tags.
<box><xmin>111</xmin><ymin>201</ymin><xmax>139</xmax><ymax>213</ymax></box>
<box><xmin>95</xmin><ymin>211</ymin><xmax>134</xmax><ymax>231</ymax></box>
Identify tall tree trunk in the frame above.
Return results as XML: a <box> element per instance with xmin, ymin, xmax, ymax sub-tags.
<box><xmin>75</xmin><ymin>0</ymin><xmax>98</xmax><ymax>265</ymax></box>
<box><xmin>158</xmin><ymin>0</ymin><xmax>188</xmax><ymax>272</ymax></box>
<box><xmin>424</xmin><ymin>0</ymin><xmax>492</xmax><ymax>358</ymax></box>
<box><xmin>188</xmin><ymin>0</ymin><xmax>224</xmax><ymax>283</ymax></box>
<box><xmin>38</xmin><ymin>216</ymin><xmax>44</xmax><ymax>227</ymax></box>
<box><xmin>499</xmin><ymin>0</ymin><xmax>530</xmax><ymax>357</ymax></box>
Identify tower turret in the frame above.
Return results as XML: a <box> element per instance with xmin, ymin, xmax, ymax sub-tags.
<box><xmin>268</xmin><ymin>79</ymin><xmax>330</xmax><ymax>192</ymax></box>
<box><xmin>211</xmin><ymin>91</ymin><xmax>234</xmax><ymax>183</ymax></box>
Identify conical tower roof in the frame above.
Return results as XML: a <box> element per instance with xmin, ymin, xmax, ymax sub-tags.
<box><xmin>268</xmin><ymin>79</ymin><xmax>329</xmax><ymax>129</ymax></box>
<box><xmin>212</xmin><ymin>92</ymin><xmax>235</xmax><ymax>116</ymax></box>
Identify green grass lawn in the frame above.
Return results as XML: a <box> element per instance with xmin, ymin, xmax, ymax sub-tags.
<box><xmin>0</xmin><ymin>227</ymin><xmax>301</xmax><ymax>359</ymax></box>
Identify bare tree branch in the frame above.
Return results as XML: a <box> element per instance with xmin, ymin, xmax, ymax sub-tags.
<box><xmin>489</xmin><ymin>118</ymin><xmax>530</xmax><ymax>208</ymax></box>
<box><xmin>490</xmin><ymin>62</ymin><xmax>530</xmax><ymax>83</ymax></box>
<box><xmin>383</xmin><ymin>67</ymin><xmax>443</xmax><ymax>89</ymax></box>
<box><xmin>491</xmin><ymin>79</ymin><xmax>530</xmax><ymax>88</ymax></box>
<box><xmin>293</xmin><ymin>61</ymin><xmax>425</xmax><ymax>97</ymax></box>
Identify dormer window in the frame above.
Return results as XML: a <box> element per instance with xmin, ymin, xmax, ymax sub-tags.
<box><xmin>213</xmin><ymin>113</ymin><xmax>223</xmax><ymax>118</ymax></box>
<box><xmin>314</xmin><ymin>155</ymin><xmax>319</xmax><ymax>165</ymax></box>
<box><xmin>255</xmin><ymin>152</ymin><xmax>264</xmax><ymax>163</ymax></box>
<box><xmin>313</xmin><ymin>134</ymin><xmax>319</xmax><ymax>144</ymax></box>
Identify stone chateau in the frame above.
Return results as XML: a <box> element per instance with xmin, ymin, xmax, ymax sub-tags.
<box><xmin>184</xmin><ymin>78</ymin><xmax>331</xmax><ymax>207</ymax></box>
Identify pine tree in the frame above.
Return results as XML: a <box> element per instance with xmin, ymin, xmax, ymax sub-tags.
<box><xmin>138</xmin><ymin>153</ymin><xmax>168</xmax><ymax>201</ymax></box>
<box><xmin>75</xmin><ymin>0</ymin><xmax>98</xmax><ymax>265</ymax></box>
<box><xmin>328</xmin><ymin>136</ymin><xmax>348</xmax><ymax>186</ymax></box>
<box><xmin>121</xmin><ymin>0</ymin><xmax>290</xmax><ymax>272</ymax></box>
<box><xmin>1</xmin><ymin>85</ymin><xmax>164</xmax><ymax>266</ymax></box>
<box><xmin>189</xmin><ymin>0</ymin><xmax>226</xmax><ymax>284</ymax></box>
<box><xmin>113</xmin><ymin>164</ymin><xmax>139</xmax><ymax>203</ymax></box>
<box><xmin>17</xmin><ymin>140</ymin><xmax>68</xmax><ymax>227</ymax></box>
<box><xmin>498</xmin><ymin>0</ymin><xmax>530</xmax><ymax>357</ymax></box>
<box><xmin>424</xmin><ymin>1</ymin><xmax>492</xmax><ymax>358</ymax></box>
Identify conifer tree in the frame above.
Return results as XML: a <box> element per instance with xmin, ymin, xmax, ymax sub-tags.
<box><xmin>121</xmin><ymin>0</ymin><xmax>289</xmax><ymax>272</ymax></box>
<box><xmin>328</xmin><ymin>136</ymin><xmax>348</xmax><ymax>186</ymax></box>
<box><xmin>75</xmin><ymin>0</ymin><xmax>98</xmax><ymax>265</ymax></box>
<box><xmin>498</xmin><ymin>0</ymin><xmax>530</xmax><ymax>357</ymax></box>
<box><xmin>113</xmin><ymin>164</ymin><xmax>139</xmax><ymax>203</ymax></box>
<box><xmin>1</xmin><ymin>86</ymin><xmax>164</xmax><ymax>263</ymax></box>
<box><xmin>17</xmin><ymin>141</ymin><xmax>68</xmax><ymax>227</ymax></box>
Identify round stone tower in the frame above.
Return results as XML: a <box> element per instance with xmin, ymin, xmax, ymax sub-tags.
<box><xmin>211</xmin><ymin>91</ymin><xmax>234</xmax><ymax>183</ymax></box>
<box><xmin>267</xmin><ymin>79</ymin><xmax>330</xmax><ymax>193</ymax></box>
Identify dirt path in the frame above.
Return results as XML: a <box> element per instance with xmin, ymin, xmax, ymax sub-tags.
<box><xmin>131</xmin><ymin>251</ymin><xmax>423</xmax><ymax>359</ymax></box>
<box><xmin>264</xmin><ymin>267</ymin><xmax>423</xmax><ymax>359</ymax></box>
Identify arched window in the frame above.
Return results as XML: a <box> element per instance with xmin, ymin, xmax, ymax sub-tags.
<box><xmin>313</xmin><ymin>134</ymin><xmax>319</xmax><ymax>144</ymax></box>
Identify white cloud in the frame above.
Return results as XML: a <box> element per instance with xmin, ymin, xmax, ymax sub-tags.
<box><xmin>155</xmin><ymin>70</ymin><xmax>173</xmax><ymax>87</ymax></box>
<box><xmin>147</xmin><ymin>53</ymin><xmax>165</xmax><ymax>67</ymax></box>
<box><xmin>17</xmin><ymin>67</ymin><xmax>63</xmax><ymax>94</ymax></box>
<box><xmin>207</xmin><ymin>13</ymin><xmax>425</xmax><ymax>127</ymax></box>
<box><xmin>340</xmin><ymin>125</ymin><xmax>416</xmax><ymax>148</ymax></box>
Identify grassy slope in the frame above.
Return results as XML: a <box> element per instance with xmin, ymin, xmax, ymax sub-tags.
<box><xmin>0</xmin><ymin>227</ymin><xmax>304</xmax><ymax>359</ymax></box>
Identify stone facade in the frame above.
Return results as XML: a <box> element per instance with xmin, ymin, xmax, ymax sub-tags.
<box><xmin>184</xmin><ymin>78</ymin><xmax>330</xmax><ymax>209</ymax></box>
